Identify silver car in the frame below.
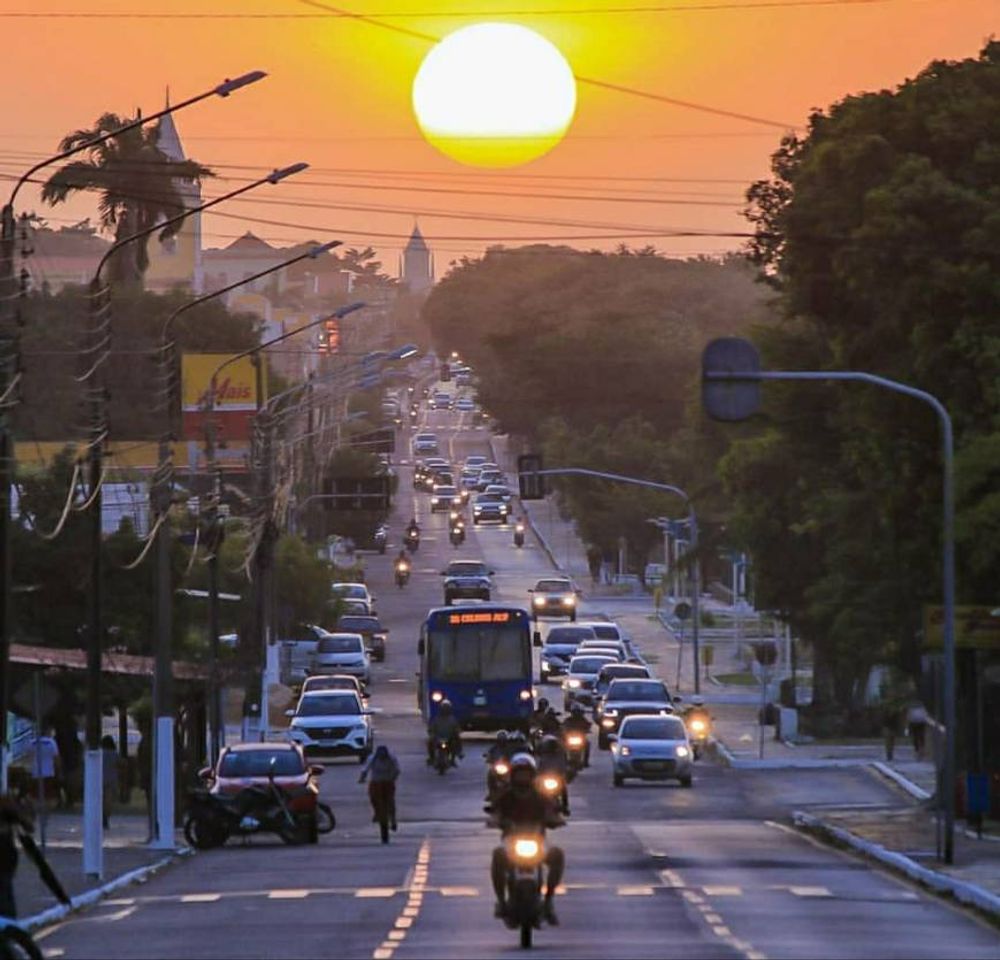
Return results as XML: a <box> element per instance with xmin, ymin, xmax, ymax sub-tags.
<box><xmin>611</xmin><ymin>714</ymin><xmax>693</xmax><ymax>788</ymax></box>
<box><xmin>562</xmin><ymin>654</ymin><xmax>617</xmax><ymax>711</ymax></box>
<box><xmin>312</xmin><ymin>633</ymin><xmax>371</xmax><ymax>686</ymax></box>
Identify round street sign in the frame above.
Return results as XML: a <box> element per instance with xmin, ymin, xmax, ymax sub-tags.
<box><xmin>674</xmin><ymin>602</ymin><xmax>692</xmax><ymax>621</ymax></box>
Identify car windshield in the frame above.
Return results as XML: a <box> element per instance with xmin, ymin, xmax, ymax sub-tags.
<box><xmin>336</xmin><ymin>617</ymin><xmax>382</xmax><ymax>633</ymax></box>
<box><xmin>547</xmin><ymin>627</ymin><xmax>596</xmax><ymax>645</ymax></box>
<box><xmin>303</xmin><ymin>677</ymin><xmax>357</xmax><ymax>692</ymax></box>
<box><xmin>591</xmin><ymin>625</ymin><xmax>622</xmax><ymax>640</ymax></box>
<box><xmin>448</xmin><ymin>562</ymin><xmax>489</xmax><ymax>577</ymax></box>
<box><xmin>608</xmin><ymin>681</ymin><xmax>668</xmax><ymax>701</ymax></box>
<box><xmin>570</xmin><ymin>656</ymin><xmax>615</xmax><ymax>674</ymax></box>
<box><xmin>317</xmin><ymin>636</ymin><xmax>363</xmax><ymax>654</ymax></box>
<box><xmin>332</xmin><ymin>585</ymin><xmax>366</xmax><ymax>599</ymax></box>
<box><xmin>621</xmin><ymin>717</ymin><xmax>686</xmax><ymax>740</ymax></box>
<box><xmin>296</xmin><ymin>694</ymin><xmax>361</xmax><ymax>716</ymax></box>
<box><xmin>218</xmin><ymin>749</ymin><xmax>304</xmax><ymax>778</ymax></box>
<box><xmin>428</xmin><ymin>625</ymin><xmax>530</xmax><ymax>682</ymax></box>
<box><xmin>536</xmin><ymin>580</ymin><xmax>572</xmax><ymax>593</ymax></box>
<box><xmin>435</xmin><ymin>486</ymin><xmax>457</xmax><ymax>496</ymax></box>
<box><xmin>600</xmin><ymin>666</ymin><xmax>649</xmax><ymax>683</ymax></box>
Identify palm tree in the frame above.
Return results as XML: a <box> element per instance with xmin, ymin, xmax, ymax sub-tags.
<box><xmin>41</xmin><ymin>112</ymin><xmax>213</xmax><ymax>287</ymax></box>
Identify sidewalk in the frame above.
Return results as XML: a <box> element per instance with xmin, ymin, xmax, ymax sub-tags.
<box><xmin>12</xmin><ymin>807</ymin><xmax>182</xmax><ymax>924</ymax></box>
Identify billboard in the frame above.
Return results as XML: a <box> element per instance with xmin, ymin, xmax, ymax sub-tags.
<box><xmin>923</xmin><ymin>605</ymin><xmax>1000</xmax><ymax>650</ymax></box>
<box><xmin>181</xmin><ymin>354</ymin><xmax>259</xmax><ymax>459</ymax></box>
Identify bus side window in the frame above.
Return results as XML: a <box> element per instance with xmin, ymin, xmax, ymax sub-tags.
<box><xmin>417</xmin><ymin>626</ymin><xmax>425</xmax><ymax>657</ymax></box>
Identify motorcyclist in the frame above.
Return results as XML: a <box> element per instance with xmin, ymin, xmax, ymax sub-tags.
<box><xmin>395</xmin><ymin>549</ymin><xmax>410</xmax><ymax>567</ymax></box>
<box><xmin>359</xmin><ymin>744</ymin><xmax>401</xmax><ymax>838</ymax></box>
<box><xmin>540</xmin><ymin>707</ymin><xmax>563</xmax><ymax>737</ymax></box>
<box><xmin>529</xmin><ymin>698</ymin><xmax>550</xmax><ymax>730</ymax></box>
<box><xmin>426</xmin><ymin>700</ymin><xmax>463</xmax><ymax>765</ymax></box>
<box><xmin>407</xmin><ymin>517</ymin><xmax>420</xmax><ymax>536</ymax></box>
<box><xmin>562</xmin><ymin>704</ymin><xmax>593</xmax><ymax>768</ymax></box>
<box><xmin>536</xmin><ymin>734</ymin><xmax>571</xmax><ymax>815</ymax></box>
<box><xmin>489</xmin><ymin>754</ymin><xmax>565</xmax><ymax>926</ymax></box>
<box><xmin>484</xmin><ymin>730</ymin><xmax>511</xmax><ymax>765</ymax></box>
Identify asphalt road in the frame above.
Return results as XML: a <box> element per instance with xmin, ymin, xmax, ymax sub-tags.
<box><xmin>36</xmin><ymin>399</ymin><xmax>1000</xmax><ymax>959</ymax></box>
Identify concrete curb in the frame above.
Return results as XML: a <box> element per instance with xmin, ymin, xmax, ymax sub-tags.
<box><xmin>792</xmin><ymin>810</ymin><xmax>1000</xmax><ymax>922</ymax></box>
<box><xmin>22</xmin><ymin>846</ymin><xmax>193</xmax><ymax>932</ymax></box>
<box><xmin>870</xmin><ymin>761</ymin><xmax>933</xmax><ymax>802</ymax></box>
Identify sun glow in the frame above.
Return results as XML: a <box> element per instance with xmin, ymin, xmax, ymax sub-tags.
<box><xmin>412</xmin><ymin>23</ymin><xmax>577</xmax><ymax>168</ymax></box>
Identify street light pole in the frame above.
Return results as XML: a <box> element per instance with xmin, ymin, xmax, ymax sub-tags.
<box><xmin>0</xmin><ymin>69</ymin><xmax>267</xmax><ymax>797</ymax></box>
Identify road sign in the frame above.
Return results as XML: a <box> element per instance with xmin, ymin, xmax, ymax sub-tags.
<box><xmin>702</xmin><ymin>337</ymin><xmax>762</xmax><ymax>422</ymax></box>
<box><xmin>923</xmin><ymin>605</ymin><xmax>1000</xmax><ymax>650</ymax></box>
<box><xmin>517</xmin><ymin>454</ymin><xmax>546</xmax><ymax>501</ymax></box>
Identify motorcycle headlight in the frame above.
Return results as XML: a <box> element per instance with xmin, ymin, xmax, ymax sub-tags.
<box><xmin>431</xmin><ymin>691</ymin><xmax>444</xmax><ymax>703</ymax></box>
<box><xmin>690</xmin><ymin>719</ymin><xmax>706</xmax><ymax>733</ymax></box>
<box><xmin>566</xmin><ymin>734</ymin><xmax>584</xmax><ymax>747</ymax></box>
<box><xmin>540</xmin><ymin>776</ymin><xmax>561</xmax><ymax>794</ymax></box>
<box><xmin>519</xmin><ymin>689</ymin><xmax>533</xmax><ymax>701</ymax></box>
<box><xmin>513</xmin><ymin>837</ymin><xmax>541</xmax><ymax>861</ymax></box>
<box><xmin>494</xmin><ymin>762</ymin><xmax>510</xmax><ymax>776</ymax></box>
<box><xmin>676</xmin><ymin>745</ymin><xmax>690</xmax><ymax>758</ymax></box>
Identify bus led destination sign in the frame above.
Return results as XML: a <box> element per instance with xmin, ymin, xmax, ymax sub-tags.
<box><xmin>448</xmin><ymin>611</ymin><xmax>512</xmax><ymax>625</ymax></box>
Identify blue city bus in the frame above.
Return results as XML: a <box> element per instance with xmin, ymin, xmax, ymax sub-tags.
<box><xmin>418</xmin><ymin>605</ymin><xmax>535</xmax><ymax>731</ymax></box>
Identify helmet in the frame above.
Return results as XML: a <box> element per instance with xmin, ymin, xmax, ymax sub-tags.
<box><xmin>496</xmin><ymin>730</ymin><xmax>509</xmax><ymax>744</ymax></box>
<box><xmin>570</xmin><ymin>704</ymin><xmax>585</xmax><ymax>717</ymax></box>
<box><xmin>690</xmin><ymin>695</ymin><xmax>705</xmax><ymax>707</ymax></box>
<box><xmin>509</xmin><ymin>730</ymin><xmax>527</xmax><ymax>748</ymax></box>
<box><xmin>439</xmin><ymin>700</ymin><xmax>453</xmax><ymax>716</ymax></box>
<box><xmin>538</xmin><ymin>735</ymin><xmax>560</xmax><ymax>755</ymax></box>
<box><xmin>509</xmin><ymin>752</ymin><xmax>537</xmax><ymax>789</ymax></box>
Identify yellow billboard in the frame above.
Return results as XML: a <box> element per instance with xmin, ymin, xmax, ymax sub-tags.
<box><xmin>182</xmin><ymin>354</ymin><xmax>258</xmax><ymax>412</ymax></box>
<box><xmin>923</xmin><ymin>605</ymin><xmax>1000</xmax><ymax>650</ymax></box>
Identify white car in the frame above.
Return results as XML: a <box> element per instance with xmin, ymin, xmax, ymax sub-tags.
<box><xmin>312</xmin><ymin>633</ymin><xmax>371</xmax><ymax>686</ymax></box>
<box><xmin>455</xmin><ymin>397</ymin><xmax>476</xmax><ymax>412</ymax></box>
<box><xmin>464</xmin><ymin>456</ymin><xmax>488</xmax><ymax>471</ymax></box>
<box><xmin>286</xmin><ymin>690</ymin><xmax>373</xmax><ymax>762</ymax></box>
<box><xmin>562</xmin><ymin>654</ymin><xmax>617</xmax><ymax>711</ymax></box>
<box><xmin>412</xmin><ymin>433</ymin><xmax>440</xmax><ymax>455</ymax></box>
<box><xmin>330</xmin><ymin>582</ymin><xmax>375</xmax><ymax>615</ymax></box>
<box><xmin>611</xmin><ymin>714</ymin><xmax>693</xmax><ymax>788</ymax></box>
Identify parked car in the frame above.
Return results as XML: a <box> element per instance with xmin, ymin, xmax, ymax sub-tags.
<box><xmin>610</xmin><ymin>714</ymin><xmax>692</xmax><ymax>788</ymax></box>
<box><xmin>286</xmin><ymin>690</ymin><xmax>374</xmax><ymax>762</ymax></box>
<box><xmin>312</xmin><ymin>633</ymin><xmax>371</xmax><ymax>686</ymax></box>
<box><xmin>335</xmin><ymin>615</ymin><xmax>389</xmax><ymax>662</ymax></box>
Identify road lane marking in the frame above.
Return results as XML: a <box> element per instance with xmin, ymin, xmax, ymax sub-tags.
<box><xmin>373</xmin><ymin>951</ymin><xmax>393</xmax><ymax>960</ymax></box>
<box><xmin>387</xmin><ymin>931</ymin><xmax>406</xmax><ymax>941</ymax></box>
<box><xmin>402</xmin><ymin>907</ymin><xmax>419</xmax><ymax>917</ymax></box>
<box><xmin>439</xmin><ymin>886</ymin><xmax>479</xmax><ymax>896</ymax></box>
<box><xmin>659</xmin><ymin>870</ymin><xmax>683</xmax><ymax>888</ymax></box>
<box><xmin>181</xmin><ymin>894</ymin><xmax>220</xmax><ymax>903</ymax></box>
<box><xmin>356</xmin><ymin>888</ymin><xmax>398</xmax><ymax>898</ymax></box>
<box><xmin>269</xmin><ymin>889</ymin><xmax>310</xmax><ymax>899</ymax></box>
<box><xmin>705</xmin><ymin>913</ymin><xmax>724</xmax><ymax>924</ymax></box>
<box><xmin>682</xmin><ymin>891</ymin><xmax>705</xmax><ymax>904</ymax></box>
<box><xmin>703</xmin><ymin>886</ymin><xmax>742</xmax><ymax>896</ymax></box>
<box><xmin>617</xmin><ymin>885</ymin><xmax>655</xmax><ymax>896</ymax></box>
<box><xmin>372</xmin><ymin>839</ymin><xmax>431</xmax><ymax>960</ymax></box>
<box><xmin>789</xmin><ymin>886</ymin><xmax>832</xmax><ymax>897</ymax></box>
<box><xmin>395</xmin><ymin>917</ymin><xmax>413</xmax><ymax>929</ymax></box>
<box><xmin>42</xmin><ymin>950</ymin><xmax>65</xmax><ymax>959</ymax></box>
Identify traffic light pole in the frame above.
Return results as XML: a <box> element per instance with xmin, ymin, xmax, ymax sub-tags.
<box><xmin>517</xmin><ymin>464</ymin><xmax>701</xmax><ymax>694</ymax></box>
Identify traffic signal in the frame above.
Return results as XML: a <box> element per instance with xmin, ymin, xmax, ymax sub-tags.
<box><xmin>517</xmin><ymin>454</ymin><xmax>546</xmax><ymax>501</ymax></box>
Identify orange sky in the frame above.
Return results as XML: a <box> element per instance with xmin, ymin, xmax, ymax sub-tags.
<box><xmin>0</xmin><ymin>0</ymin><xmax>996</xmax><ymax>276</ymax></box>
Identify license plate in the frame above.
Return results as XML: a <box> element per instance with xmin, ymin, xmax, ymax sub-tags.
<box><xmin>473</xmin><ymin>695</ymin><xmax>487</xmax><ymax>706</ymax></box>
<box><xmin>643</xmin><ymin>761</ymin><xmax>667</xmax><ymax>770</ymax></box>
<box><xmin>319</xmin><ymin>740</ymin><xmax>339</xmax><ymax>747</ymax></box>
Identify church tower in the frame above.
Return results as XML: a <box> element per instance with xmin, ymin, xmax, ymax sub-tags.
<box><xmin>401</xmin><ymin>223</ymin><xmax>433</xmax><ymax>294</ymax></box>
<box><xmin>144</xmin><ymin>95</ymin><xmax>202</xmax><ymax>293</ymax></box>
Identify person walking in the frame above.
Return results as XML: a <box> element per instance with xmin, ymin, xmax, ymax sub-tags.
<box><xmin>30</xmin><ymin>728</ymin><xmax>61</xmax><ymax>812</ymax></box>
<box><xmin>100</xmin><ymin>736</ymin><xmax>119</xmax><ymax>830</ymax></box>
<box><xmin>880</xmin><ymin>699</ymin><xmax>902</xmax><ymax>762</ymax></box>
<box><xmin>359</xmin><ymin>745</ymin><xmax>401</xmax><ymax>843</ymax></box>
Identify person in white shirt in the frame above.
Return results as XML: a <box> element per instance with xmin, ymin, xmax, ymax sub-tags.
<box><xmin>30</xmin><ymin>728</ymin><xmax>61</xmax><ymax>806</ymax></box>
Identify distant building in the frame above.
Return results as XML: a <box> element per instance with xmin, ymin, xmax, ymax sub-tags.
<box><xmin>22</xmin><ymin>219</ymin><xmax>108</xmax><ymax>292</ymax></box>
<box><xmin>144</xmin><ymin>101</ymin><xmax>202</xmax><ymax>293</ymax></box>
<box><xmin>203</xmin><ymin>232</ymin><xmax>290</xmax><ymax>301</ymax></box>
<box><xmin>400</xmin><ymin>224</ymin><xmax>434</xmax><ymax>293</ymax></box>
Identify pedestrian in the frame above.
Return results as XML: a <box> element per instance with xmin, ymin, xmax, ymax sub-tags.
<box><xmin>907</xmin><ymin>700</ymin><xmax>929</xmax><ymax>760</ymax></box>
<box><xmin>53</xmin><ymin>715</ymin><xmax>81</xmax><ymax>809</ymax></box>
<box><xmin>359</xmin><ymin>745</ymin><xmax>401</xmax><ymax>842</ymax></box>
<box><xmin>101</xmin><ymin>735</ymin><xmax>119</xmax><ymax>829</ymax></box>
<box><xmin>30</xmin><ymin>727</ymin><xmax>61</xmax><ymax>811</ymax></box>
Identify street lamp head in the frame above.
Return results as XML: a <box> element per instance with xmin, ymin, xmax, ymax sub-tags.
<box><xmin>268</xmin><ymin>162</ymin><xmax>309</xmax><ymax>184</ymax></box>
<box><xmin>215</xmin><ymin>70</ymin><xmax>268</xmax><ymax>97</ymax></box>
<box><xmin>309</xmin><ymin>240</ymin><xmax>342</xmax><ymax>258</ymax></box>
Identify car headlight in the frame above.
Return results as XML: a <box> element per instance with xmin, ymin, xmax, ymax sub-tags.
<box><xmin>519</xmin><ymin>689</ymin><xmax>533</xmax><ymax>701</ymax></box>
<box><xmin>474</xmin><ymin>506</ymin><xmax>483</xmax><ymax>514</ymax></box>
<box><xmin>431</xmin><ymin>497</ymin><xmax>440</xmax><ymax>505</ymax></box>
<box><xmin>676</xmin><ymin>745</ymin><xmax>690</xmax><ymax>758</ymax></box>
<box><xmin>601</xmin><ymin>718</ymin><xmax>616</xmax><ymax>729</ymax></box>
<box><xmin>431</xmin><ymin>691</ymin><xmax>444</xmax><ymax>702</ymax></box>
<box><xmin>533</xmin><ymin>597</ymin><xmax>545</xmax><ymax>607</ymax></box>
<box><xmin>620</xmin><ymin>745</ymin><xmax>631</xmax><ymax>757</ymax></box>
<box><xmin>565</xmin><ymin>678</ymin><xmax>581</xmax><ymax>689</ymax></box>
<box><xmin>563</xmin><ymin>596</ymin><xmax>575</xmax><ymax>606</ymax></box>
<box><xmin>540</xmin><ymin>661</ymin><xmax>550</xmax><ymax>671</ymax></box>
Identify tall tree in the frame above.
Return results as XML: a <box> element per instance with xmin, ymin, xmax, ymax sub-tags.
<box><xmin>40</xmin><ymin>113</ymin><xmax>213</xmax><ymax>286</ymax></box>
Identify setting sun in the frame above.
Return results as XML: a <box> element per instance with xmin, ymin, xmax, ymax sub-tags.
<box><xmin>411</xmin><ymin>22</ymin><xmax>577</xmax><ymax>168</ymax></box>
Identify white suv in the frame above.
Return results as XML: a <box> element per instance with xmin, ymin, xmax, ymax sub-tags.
<box><xmin>286</xmin><ymin>690</ymin><xmax>373</xmax><ymax>762</ymax></box>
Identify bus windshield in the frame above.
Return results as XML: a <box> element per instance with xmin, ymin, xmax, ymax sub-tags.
<box><xmin>428</xmin><ymin>624</ymin><xmax>530</xmax><ymax>682</ymax></box>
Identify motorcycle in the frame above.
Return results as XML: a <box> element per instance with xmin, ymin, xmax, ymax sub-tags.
<box><xmin>563</xmin><ymin>731</ymin><xmax>587</xmax><ymax>777</ymax></box>
<box><xmin>536</xmin><ymin>771</ymin><xmax>569</xmax><ymax>815</ymax></box>
<box><xmin>685</xmin><ymin>711</ymin><xmax>711</xmax><ymax>760</ymax></box>
<box><xmin>485</xmin><ymin>757</ymin><xmax>511</xmax><ymax>807</ymax></box>
<box><xmin>433</xmin><ymin>739</ymin><xmax>456</xmax><ymax>775</ymax></box>
<box><xmin>395</xmin><ymin>559</ymin><xmax>411</xmax><ymax>588</ymax></box>
<box><xmin>183</xmin><ymin>767</ymin><xmax>316</xmax><ymax>849</ymax></box>
<box><xmin>403</xmin><ymin>528</ymin><xmax>420</xmax><ymax>552</ymax></box>
<box><xmin>513</xmin><ymin>522</ymin><xmax>525</xmax><ymax>547</ymax></box>
<box><xmin>450</xmin><ymin>522</ymin><xmax>466</xmax><ymax>547</ymax></box>
<box><xmin>499</xmin><ymin>829</ymin><xmax>549</xmax><ymax>949</ymax></box>
<box><xmin>373</xmin><ymin>525</ymin><xmax>388</xmax><ymax>555</ymax></box>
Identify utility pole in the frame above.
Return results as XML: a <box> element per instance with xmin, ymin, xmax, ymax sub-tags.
<box><xmin>251</xmin><ymin>411</ymin><xmax>276</xmax><ymax>741</ymax></box>
<box><xmin>0</xmin><ymin>205</ymin><xmax>15</xmax><ymax>794</ymax></box>
<box><xmin>150</xmin><ymin>438</ymin><xmax>175</xmax><ymax>849</ymax></box>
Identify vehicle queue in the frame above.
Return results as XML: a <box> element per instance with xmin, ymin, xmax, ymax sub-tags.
<box><xmin>180</xmin><ymin>364</ymin><xmax>712</xmax><ymax>951</ymax></box>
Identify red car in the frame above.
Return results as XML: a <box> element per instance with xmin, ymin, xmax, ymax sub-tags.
<box><xmin>199</xmin><ymin>742</ymin><xmax>323</xmax><ymax>825</ymax></box>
